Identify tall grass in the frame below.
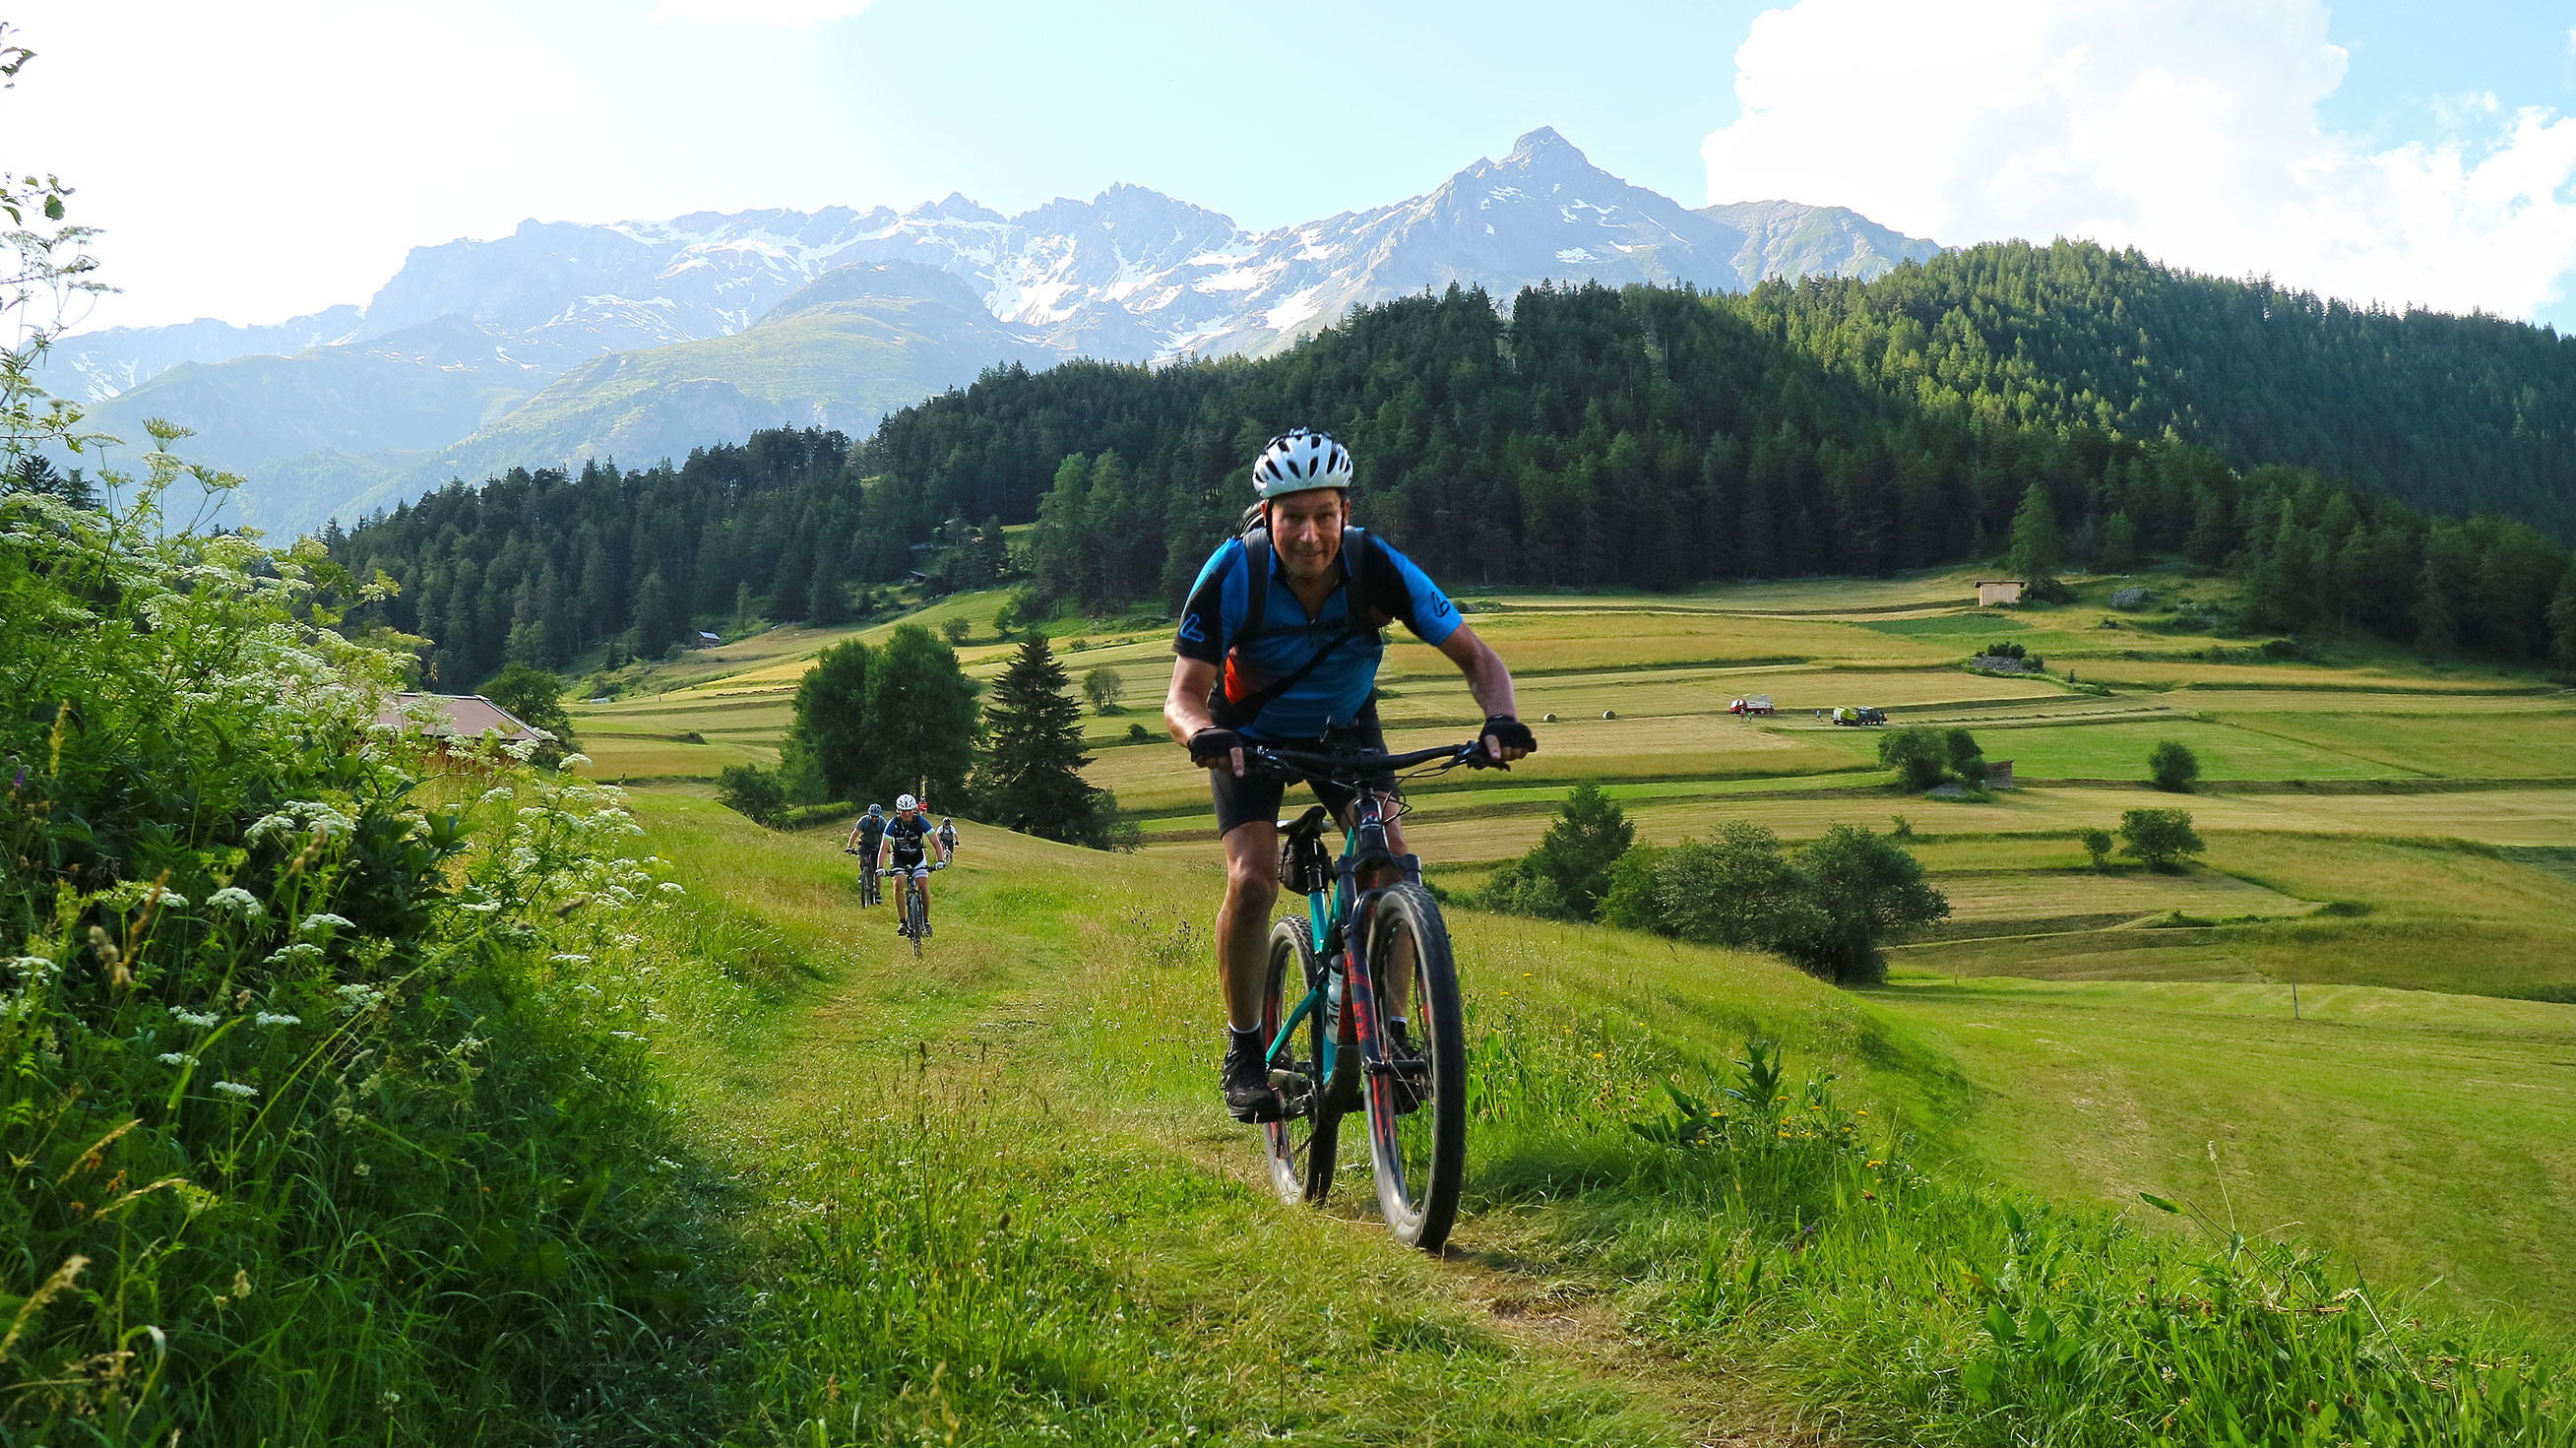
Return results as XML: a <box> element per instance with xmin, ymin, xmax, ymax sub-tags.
<box><xmin>0</xmin><ymin>485</ymin><xmax>729</xmax><ymax>1441</ymax></box>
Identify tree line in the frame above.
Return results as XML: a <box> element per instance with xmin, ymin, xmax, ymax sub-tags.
<box><xmin>324</xmin><ymin>243</ymin><xmax>2576</xmax><ymax>681</ymax></box>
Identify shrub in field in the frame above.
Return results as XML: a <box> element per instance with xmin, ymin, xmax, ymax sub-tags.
<box><xmin>717</xmin><ymin>762</ymin><xmax>789</xmax><ymax>826</ymax></box>
<box><xmin>1602</xmin><ymin>823</ymin><xmax>1945</xmax><ymax>985</ymax></box>
<box><xmin>2147</xmin><ymin>738</ymin><xmax>2201</xmax><ymax>791</ymax></box>
<box><xmin>1082</xmin><ymin>664</ymin><xmax>1125</xmax><ymax>714</ymax></box>
<box><xmin>1880</xmin><ymin>725</ymin><xmax>1984</xmax><ymax>791</ymax></box>
<box><xmin>1943</xmin><ymin>727</ymin><xmax>1987</xmax><ymax>787</ymax></box>
<box><xmin>1878</xmin><ymin>726</ymin><xmax>1951</xmax><ymax>791</ymax></box>
<box><xmin>0</xmin><ymin>482</ymin><xmax>722</xmax><ymax>1439</ymax></box>
<box><xmin>1481</xmin><ymin>783</ymin><xmax>1633</xmax><ymax>920</ymax></box>
<box><xmin>2079</xmin><ymin>828</ymin><xmax>2114</xmax><ymax>870</ymax></box>
<box><xmin>2119</xmin><ymin>807</ymin><xmax>2204</xmax><ymax>870</ymax></box>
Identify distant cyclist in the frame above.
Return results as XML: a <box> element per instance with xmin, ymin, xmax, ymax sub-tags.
<box><xmin>1162</xmin><ymin>427</ymin><xmax>1533</xmax><ymax>1123</ymax></box>
<box><xmin>880</xmin><ymin>793</ymin><xmax>937</xmax><ymax>936</ymax></box>
<box><xmin>936</xmin><ymin>816</ymin><xmax>959</xmax><ymax>864</ymax></box>
<box><xmin>845</xmin><ymin>802</ymin><xmax>888</xmax><ymax>905</ymax></box>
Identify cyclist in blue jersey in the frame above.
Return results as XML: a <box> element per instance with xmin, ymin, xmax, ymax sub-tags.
<box><xmin>1164</xmin><ymin>428</ymin><xmax>1535</xmax><ymax>1122</ymax></box>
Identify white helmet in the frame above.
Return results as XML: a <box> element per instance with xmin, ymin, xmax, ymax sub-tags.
<box><xmin>897</xmin><ymin>792</ymin><xmax>917</xmax><ymax>811</ymax></box>
<box><xmin>1250</xmin><ymin>428</ymin><xmax>1352</xmax><ymax>501</ymax></box>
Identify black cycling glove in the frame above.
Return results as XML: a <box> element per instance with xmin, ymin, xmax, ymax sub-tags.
<box><xmin>1480</xmin><ymin>715</ymin><xmax>1537</xmax><ymax>755</ymax></box>
<box><xmin>1188</xmin><ymin>727</ymin><xmax>1246</xmax><ymax>769</ymax></box>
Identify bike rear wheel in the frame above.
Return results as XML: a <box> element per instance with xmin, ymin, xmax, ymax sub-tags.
<box><xmin>1361</xmin><ymin>884</ymin><xmax>1466</xmax><ymax>1251</ymax></box>
<box><xmin>1260</xmin><ymin>918</ymin><xmax>1341</xmax><ymax>1205</ymax></box>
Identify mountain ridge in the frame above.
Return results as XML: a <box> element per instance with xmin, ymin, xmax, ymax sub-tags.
<box><xmin>47</xmin><ymin>129</ymin><xmax>1941</xmax><ymax>535</ymax></box>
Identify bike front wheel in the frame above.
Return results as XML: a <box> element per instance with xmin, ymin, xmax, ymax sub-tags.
<box><xmin>906</xmin><ymin>883</ymin><xmax>926</xmax><ymax>957</ymax></box>
<box><xmin>1261</xmin><ymin>918</ymin><xmax>1340</xmax><ymax>1205</ymax></box>
<box><xmin>1361</xmin><ymin>884</ymin><xmax>1467</xmax><ymax>1252</ymax></box>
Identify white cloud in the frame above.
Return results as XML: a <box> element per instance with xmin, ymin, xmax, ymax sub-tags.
<box><xmin>1702</xmin><ymin>0</ymin><xmax>2576</xmax><ymax>321</ymax></box>
<box><xmin>648</xmin><ymin>0</ymin><xmax>871</xmax><ymax>25</ymax></box>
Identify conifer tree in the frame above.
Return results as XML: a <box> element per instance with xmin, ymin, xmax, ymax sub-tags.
<box><xmin>2100</xmin><ymin>511</ymin><xmax>2139</xmax><ymax>572</ymax></box>
<box><xmin>808</xmin><ymin>531</ymin><xmax>848</xmax><ymax>626</ymax></box>
<box><xmin>972</xmin><ymin>635</ymin><xmax>1108</xmax><ymax>844</ymax></box>
<box><xmin>789</xmin><ymin>640</ymin><xmax>871</xmax><ymax>801</ymax></box>
<box><xmin>2007</xmin><ymin>482</ymin><xmax>2063</xmax><ymax>583</ymax></box>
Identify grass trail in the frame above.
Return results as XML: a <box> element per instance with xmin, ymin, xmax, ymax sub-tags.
<box><xmin>636</xmin><ymin>792</ymin><xmax>1817</xmax><ymax>1445</ymax></box>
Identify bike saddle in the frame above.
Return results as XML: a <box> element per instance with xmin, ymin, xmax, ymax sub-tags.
<box><xmin>1278</xmin><ymin>804</ymin><xmax>1331</xmax><ymax>842</ymax></box>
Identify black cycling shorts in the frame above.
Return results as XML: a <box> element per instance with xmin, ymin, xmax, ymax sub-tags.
<box><xmin>1209</xmin><ymin>710</ymin><xmax>1398</xmax><ymax>837</ymax></box>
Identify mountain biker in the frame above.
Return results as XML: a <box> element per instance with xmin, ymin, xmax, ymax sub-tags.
<box><xmin>936</xmin><ymin>816</ymin><xmax>958</xmax><ymax>863</ymax></box>
<box><xmin>1162</xmin><ymin>427</ymin><xmax>1534</xmax><ymax>1124</ymax></box>
<box><xmin>845</xmin><ymin>802</ymin><xmax>888</xmax><ymax>904</ymax></box>
<box><xmin>880</xmin><ymin>793</ymin><xmax>937</xmax><ymax>936</ymax></box>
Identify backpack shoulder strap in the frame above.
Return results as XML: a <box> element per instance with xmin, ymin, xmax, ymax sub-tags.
<box><xmin>1236</xmin><ymin>526</ymin><xmax>1271</xmax><ymax>646</ymax></box>
<box><xmin>1338</xmin><ymin>526</ymin><xmax>1374</xmax><ymax>629</ymax></box>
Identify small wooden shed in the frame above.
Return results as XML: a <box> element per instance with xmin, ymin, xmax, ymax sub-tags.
<box><xmin>1976</xmin><ymin>579</ymin><xmax>2027</xmax><ymax>606</ymax></box>
<box><xmin>1986</xmin><ymin>759</ymin><xmax>2015</xmax><ymax>788</ymax></box>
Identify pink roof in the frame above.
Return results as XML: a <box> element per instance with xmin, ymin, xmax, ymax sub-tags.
<box><xmin>374</xmin><ymin>693</ymin><xmax>538</xmax><ymax>743</ymax></box>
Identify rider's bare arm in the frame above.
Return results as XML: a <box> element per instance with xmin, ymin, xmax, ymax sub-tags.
<box><xmin>1165</xmin><ymin>656</ymin><xmax>1250</xmax><ymax>778</ymax></box>
<box><xmin>1433</xmin><ymin>623</ymin><xmax>1529</xmax><ymax>763</ymax></box>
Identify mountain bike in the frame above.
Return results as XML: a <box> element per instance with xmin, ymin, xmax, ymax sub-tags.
<box><xmin>1250</xmin><ymin>738</ymin><xmax>1500</xmax><ymax>1251</ymax></box>
<box><xmin>881</xmin><ymin>861</ymin><xmax>946</xmax><ymax>957</ymax></box>
<box><xmin>844</xmin><ymin>846</ymin><xmax>884</xmax><ymax>907</ymax></box>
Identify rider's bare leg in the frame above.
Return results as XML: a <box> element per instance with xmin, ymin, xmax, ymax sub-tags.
<box><xmin>1218</xmin><ymin>819</ymin><xmax>1281</xmax><ymax>1032</ymax></box>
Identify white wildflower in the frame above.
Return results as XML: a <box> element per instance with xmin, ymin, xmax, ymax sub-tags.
<box><xmin>549</xmin><ymin>953</ymin><xmax>591</xmax><ymax>966</ymax></box>
<box><xmin>456</xmin><ymin>901</ymin><xmax>501</xmax><ymax>914</ymax></box>
<box><xmin>167</xmin><ymin>1008</ymin><xmax>220</xmax><ymax>1028</ymax></box>
<box><xmin>266</xmin><ymin>943</ymin><xmax>324</xmax><ymax>967</ymax></box>
<box><xmin>479</xmin><ymin>787</ymin><xmax>516</xmax><ymax>804</ymax></box>
<box><xmin>6</xmin><ymin>956</ymin><xmax>56</xmax><ymax>980</ymax></box>
<box><xmin>517</xmin><ymin>806</ymin><xmax>548</xmax><ymax>820</ymax></box>
<box><xmin>297</xmin><ymin>913</ymin><xmax>353</xmax><ymax>935</ymax></box>
<box><xmin>207</xmin><ymin>887</ymin><xmax>265</xmax><ymax>919</ymax></box>
<box><xmin>213</xmin><ymin>1081</ymin><xmax>258</xmax><ymax>1099</ymax></box>
<box><xmin>560</xmin><ymin>753</ymin><xmax>592</xmax><ymax>767</ymax></box>
<box><xmin>158</xmin><ymin>1051</ymin><xmax>197</xmax><ymax>1067</ymax></box>
<box><xmin>255</xmin><ymin>1012</ymin><xmax>302</xmax><ymax>1028</ymax></box>
<box><xmin>245</xmin><ymin>813</ymin><xmax>298</xmax><ymax>844</ymax></box>
<box><xmin>502</xmin><ymin>738</ymin><xmax>541</xmax><ymax>762</ymax></box>
<box><xmin>657</xmin><ymin>881</ymin><xmax>685</xmax><ymax>895</ymax></box>
<box><xmin>336</xmin><ymin>983</ymin><xmax>385</xmax><ymax>1012</ymax></box>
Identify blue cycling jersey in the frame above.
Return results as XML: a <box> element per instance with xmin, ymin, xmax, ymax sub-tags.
<box><xmin>1173</xmin><ymin>526</ymin><xmax>1462</xmax><ymax>741</ymax></box>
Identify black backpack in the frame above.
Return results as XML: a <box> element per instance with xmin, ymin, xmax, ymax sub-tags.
<box><xmin>1207</xmin><ymin>524</ymin><xmax>1377</xmax><ymax>730</ymax></box>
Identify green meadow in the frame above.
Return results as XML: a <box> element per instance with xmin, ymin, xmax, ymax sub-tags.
<box><xmin>553</xmin><ymin>563</ymin><xmax>2576</xmax><ymax>1437</ymax></box>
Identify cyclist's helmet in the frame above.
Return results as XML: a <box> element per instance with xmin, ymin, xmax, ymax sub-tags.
<box><xmin>897</xmin><ymin>793</ymin><xmax>917</xmax><ymax>812</ymax></box>
<box><xmin>940</xmin><ymin>816</ymin><xmax>953</xmax><ymax>826</ymax></box>
<box><xmin>1250</xmin><ymin>428</ymin><xmax>1352</xmax><ymax>501</ymax></box>
<box><xmin>866</xmin><ymin>802</ymin><xmax>882</xmax><ymax>816</ymax></box>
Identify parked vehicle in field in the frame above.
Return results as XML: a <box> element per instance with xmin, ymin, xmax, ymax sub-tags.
<box><xmin>1832</xmin><ymin>706</ymin><xmax>1888</xmax><ymax>725</ymax></box>
<box><xmin>1728</xmin><ymin>694</ymin><xmax>1775</xmax><ymax>716</ymax></box>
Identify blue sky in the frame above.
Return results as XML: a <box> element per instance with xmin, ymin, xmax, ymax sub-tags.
<box><xmin>15</xmin><ymin>0</ymin><xmax>2576</xmax><ymax>332</ymax></box>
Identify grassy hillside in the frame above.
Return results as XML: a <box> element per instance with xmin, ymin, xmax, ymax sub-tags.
<box><xmin>567</xmin><ymin>564</ymin><xmax>2576</xmax><ymax>1347</ymax></box>
<box><xmin>603</xmin><ymin>788</ymin><xmax>2576</xmax><ymax>1443</ymax></box>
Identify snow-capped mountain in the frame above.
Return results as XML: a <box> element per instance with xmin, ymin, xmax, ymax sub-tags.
<box><xmin>49</xmin><ymin>129</ymin><xmax>1939</xmax><ymax>535</ymax></box>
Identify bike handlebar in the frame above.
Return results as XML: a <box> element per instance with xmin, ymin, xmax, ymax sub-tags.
<box><xmin>1244</xmin><ymin>737</ymin><xmax>1502</xmax><ymax>785</ymax></box>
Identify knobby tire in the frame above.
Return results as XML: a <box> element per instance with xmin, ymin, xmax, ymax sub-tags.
<box><xmin>1261</xmin><ymin>919</ymin><xmax>1340</xmax><ymax>1205</ymax></box>
<box><xmin>1363</xmin><ymin>884</ymin><xmax>1466</xmax><ymax>1252</ymax></box>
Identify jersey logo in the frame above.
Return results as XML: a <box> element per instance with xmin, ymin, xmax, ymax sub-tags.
<box><xmin>1178</xmin><ymin>614</ymin><xmax>1206</xmax><ymax>643</ymax></box>
<box><xmin>1431</xmin><ymin>596</ymin><xmax>1454</xmax><ymax>618</ymax></box>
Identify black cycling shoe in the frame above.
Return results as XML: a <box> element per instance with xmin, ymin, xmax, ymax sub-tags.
<box><xmin>1222</xmin><ymin>1032</ymin><xmax>1285</xmax><ymax>1123</ymax></box>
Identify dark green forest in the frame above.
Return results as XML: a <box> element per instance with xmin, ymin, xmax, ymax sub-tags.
<box><xmin>323</xmin><ymin>239</ymin><xmax>2576</xmax><ymax>686</ymax></box>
